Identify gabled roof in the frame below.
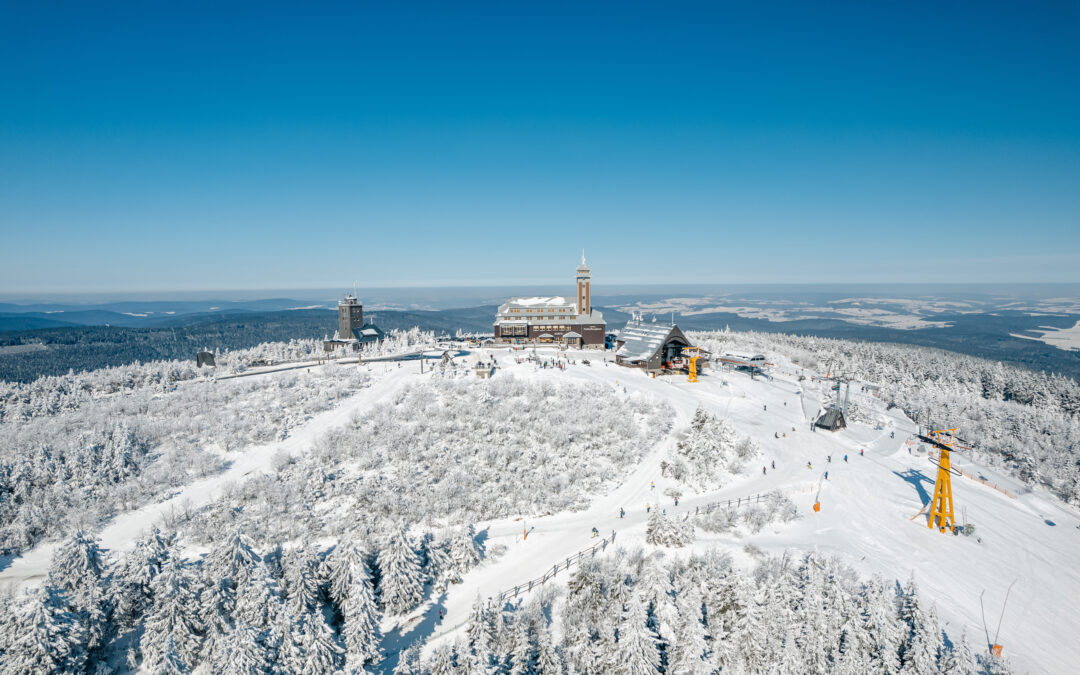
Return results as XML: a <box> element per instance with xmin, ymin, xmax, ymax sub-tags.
<box><xmin>614</xmin><ymin>320</ymin><xmax>688</xmax><ymax>362</ymax></box>
<box><xmin>816</xmin><ymin>408</ymin><xmax>846</xmax><ymax>430</ymax></box>
<box><xmin>350</xmin><ymin>323</ymin><xmax>385</xmax><ymax>343</ymax></box>
<box><xmin>563</xmin><ymin>331</ymin><xmax>582</xmax><ymax>338</ymax></box>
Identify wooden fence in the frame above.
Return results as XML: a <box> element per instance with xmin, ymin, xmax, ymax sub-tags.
<box><xmin>490</xmin><ymin>530</ymin><xmax>617</xmax><ymax>607</ymax></box>
<box><xmin>692</xmin><ymin>492</ymin><xmax>772</xmax><ymax>515</ymax></box>
<box><xmin>488</xmin><ymin>492</ymin><xmax>780</xmax><ymax>607</ymax></box>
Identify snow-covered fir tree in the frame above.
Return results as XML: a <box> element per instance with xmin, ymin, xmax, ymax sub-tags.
<box><xmin>377</xmin><ymin>525</ymin><xmax>424</xmax><ymax>616</ymax></box>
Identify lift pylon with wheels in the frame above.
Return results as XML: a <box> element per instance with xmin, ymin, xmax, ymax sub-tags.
<box><xmin>919</xmin><ymin>427</ymin><xmax>967</xmax><ymax>532</ymax></box>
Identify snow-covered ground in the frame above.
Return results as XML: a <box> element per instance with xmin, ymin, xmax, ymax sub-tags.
<box><xmin>3</xmin><ymin>344</ymin><xmax>1078</xmax><ymax>673</ymax></box>
<box><xmin>1011</xmin><ymin>319</ymin><xmax>1080</xmax><ymax>351</ymax></box>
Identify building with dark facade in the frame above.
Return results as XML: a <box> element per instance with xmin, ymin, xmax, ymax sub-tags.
<box><xmin>493</xmin><ymin>257</ymin><xmax>606</xmax><ymax>348</ymax></box>
<box><xmin>614</xmin><ymin>319</ymin><xmax>692</xmax><ymax>372</ymax></box>
<box><xmin>322</xmin><ymin>294</ymin><xmax>385</xmax><ymax>352</ymax></box>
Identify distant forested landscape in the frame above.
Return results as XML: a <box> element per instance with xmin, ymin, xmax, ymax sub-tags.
<box><xmin>2</xmin><ymin>302</ymin><xmax>1079</xmax><ymax>383</ymax></box>
<box><xmin>0</xmin><ymin>308</ymin><xmax>497</xmax><ymax>383</ymax></box>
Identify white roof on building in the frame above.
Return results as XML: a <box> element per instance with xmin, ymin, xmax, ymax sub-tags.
<box><xmin>563</xmin><ymin>331</ymin><xmax>582</xmax><ymax>338</ymax></box>
<box><xmin>615</xmin><ymin>319</ymin><xmax>684</xmax><ymax>362</ymax></box>
<box><xmin>508</xmin><ymin>296</ymin><xmax>571</xmax><ymax>307</ymax></box>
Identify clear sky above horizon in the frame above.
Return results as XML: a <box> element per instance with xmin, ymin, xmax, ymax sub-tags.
<box><xmin>2</xmin><ymin>1</ymin><xmax>1078</xmax><ymax>293</ymax></box>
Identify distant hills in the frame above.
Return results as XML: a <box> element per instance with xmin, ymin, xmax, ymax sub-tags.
<box><xmin>1</xmin><ymin>292</ymin><xmax>1079</xmax><ymax>383</ymax></box>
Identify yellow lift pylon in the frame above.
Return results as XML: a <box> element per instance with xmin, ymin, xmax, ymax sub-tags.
<box><xmin>922</xmin><ymin>427</ymin><xmax>960</xmax><ymax>532</ymax></box>
<box><xmin>684</xmin><ymin>346</ymin><xmax>702</xmax><ymax>382</ymax></box>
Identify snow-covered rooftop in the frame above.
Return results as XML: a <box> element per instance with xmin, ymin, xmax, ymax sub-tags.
<box><xmin>615</xmin><ymin>319</ymin><xmax>682</xmax><ymax>361</ymax></box>
<box><xmin>507</xmin><ymin>296</ymin><xmax>571</xmax><ymax>307</ymax></box>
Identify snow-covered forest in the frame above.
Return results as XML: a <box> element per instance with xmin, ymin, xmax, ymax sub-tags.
<box><xmin>0</xmin><ymin>530</ymin><xmax>1005</xmax><ymax>674</ymax></box>
<box><xmin>0</xmin><ymin>366</ymin><xmax>370</xmax><ymax>556</ymax></box>
<box><xmin>404</xmin><ymin>548</ymin><xmax>996</xmax><ymax>674</ymax></box>
<box><xmin>0</xmin><ymin>329</ymin><xmax>432</xmax><ymax>422</ymax></box>
<box><xmin>176</xmin><ymin>376</ymin><xmax>671</xmax><ymax>551</ymax></box>
<box><xmin>0</xmin><ymin>524</ymin><xmax>483</xmax><ymax>674</ymax></box>
<box><xmin>692</xmin><ymin>330</ymin><xmax>1080</xmax><ymax>505</ymax></box>
<box><xmin>4</xmin><ymin>325</ymin><xmax>1074</xmax><ymax>672</ymax></box>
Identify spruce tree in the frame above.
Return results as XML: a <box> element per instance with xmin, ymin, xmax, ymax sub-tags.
<box><xmin>297</xmin><ymin>611</ymin><xmax>345</xmax><ymax>675</ymax></box>
<box><xmin>341</xmin><ymin>554</ymin><xmax>382</xmax><ymax>670</ymax></box>
<box><xmin>6</xmin><ymin>586</ymin><xmax>87</xmax><ymax>674</ymax></box>
<box><xmin>377</xmin><ymin>526</ymin><xmax>424</xmax><ymax>615</ymax></box>
<box><xmin>615</xmin><ymin>594</ymin><xmax>661</xmax><ymax>675</ymax></box>
<box><xmin>141</xmin><ymin>555</ymin><xmax>204</xmax><ymax>672</ymax></box>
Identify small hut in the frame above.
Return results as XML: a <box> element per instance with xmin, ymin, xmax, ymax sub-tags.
<box><xmin>816</xmin><ymin>408</ymin><xmax>846</xmax><ymax>431</ymax></box>
<box><xmin>196</xmin><ymin>351</ymin><xmax>216</xmax><ymax>368</ymax></box>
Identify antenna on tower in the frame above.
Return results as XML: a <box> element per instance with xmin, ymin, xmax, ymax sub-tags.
<box><xmin>581</xmin><ymin>249</ymin><xmax>586</xmax><ymax>265</ymax></box>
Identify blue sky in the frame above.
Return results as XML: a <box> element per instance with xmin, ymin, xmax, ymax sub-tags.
<box><xmin>1</xmin><ymin>1</ymin><xmax>1078</xmax><ymax>293</ymax></box>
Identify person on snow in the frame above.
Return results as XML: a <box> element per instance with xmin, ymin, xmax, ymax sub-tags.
<box><xmin>844</xmin><ymin>454</ymin><xmax>848</xmax><ymax>463</ymax></box>
<box><xmin>646</xmin><ymin>503</ymin><xmax>651</xmax><ymax>513</ymax></box>
<box><xmin>619</xmin><ymin>507</ymin><xmax>625</xmax><ymax>519</ymax></box>
<box><xmin>763</xmin><ymin>466</ymin><xmax>767</xmax><ymax>475</ymax></box>
<box><xmin>827</xmin><ymin>455</ymin><xmax>831</xmax><ymax>463</ymax></box>
<box><xmin>807</xmin><ymin>462</ymin><xmax>812</xmax><ymax>470</ymax></box>
<box><xmin>591</xmin><ymin>527</ymin><xmax>599</xmax><ymax>538</ymax></box>
<box><xmin>650</xmin><ymin>481</ymin><xmax>655</xmax><ymax>490</ymax></box>
<box><xmin>825</xmin><ymin>471</ymin><xmax>829</xmax><ymax>480</ymax></box>
<box><xmin>771</xmin><ymin>460</ymin><xmax>776</xmax><ymax>470</ymax></box>
<box><xmin>860</xmin><ymin>448</ymin><xmax>864</xmax><ymax>456</ymax></box>
<box><xmin>674</xmin><ymin>497</ymin><xmax>679</xmax><ymax>506</ymax></box>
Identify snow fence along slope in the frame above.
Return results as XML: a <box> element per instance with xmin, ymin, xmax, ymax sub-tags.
<box><xmin>180</xmin><ymin>374</ymin><xmax>673</xmax><ymax>548</ymax></box>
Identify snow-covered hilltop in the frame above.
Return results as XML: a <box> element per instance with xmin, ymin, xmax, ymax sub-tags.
<box><xmin>1</xmin><ymin>331</ymin><xmax>1078</xmax><ymax>673</ymax></box>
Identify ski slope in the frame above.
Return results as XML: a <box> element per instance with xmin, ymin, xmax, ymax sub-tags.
<box><xmin>2</xmin><ymin>345</ymin><xmax>1078</xmax><ymax>673</ymax></box>
<box><xmin>408</xmin><ymin>347</ymin><xmax>1080</xmax><ymax>675</ymax></box>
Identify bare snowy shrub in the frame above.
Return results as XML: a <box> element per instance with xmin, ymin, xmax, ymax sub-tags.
<box><xmin>183</xmin><ymin>375</ymin><xmax>671</xmax><ymax>551</ymax></box>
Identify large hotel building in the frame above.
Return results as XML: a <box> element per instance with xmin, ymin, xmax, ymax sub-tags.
<box><xmin>493</xmin><ymin>257</ymin><xmax>607</xmax><ymax>348</ymax></box>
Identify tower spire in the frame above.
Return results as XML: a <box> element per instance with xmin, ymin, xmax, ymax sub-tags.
<box><xmin>581</xmin><ymin>249</ymin><xmax>586</xmax><ymax>265</ymax></box>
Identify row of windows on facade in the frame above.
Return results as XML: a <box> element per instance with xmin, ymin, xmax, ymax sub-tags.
<box><xmin>508</xmin><ymin>309</ymin><xmax>573</xmax><ymax>317</ymax></box>
<box><xmin>501</xmin><ymin>324</ymin><xmax>575</xmax><ymax>336</ymax></box>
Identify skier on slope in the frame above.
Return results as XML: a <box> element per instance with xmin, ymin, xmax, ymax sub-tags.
<box><xmin>860</xmin><ymin>448</ymin><xmax>864</xmax><ymax>456</ymax></box>
<box><xmin>619</xmin><ymin>508</ymin><xmax>625</xmax><ymax>519</ymax></box>
<box><xmin>807</xmin><ymin>462</ymin><xmax>812</xmax><ymax>470</ymax></box>
<box><xmin>771</xmin><ymin>460</ymin><xmax>776</xmax><ymax>470</ymax></box>
<box><xmin>592</xmin><ymin>527</ymin><xmax>599</xmax><ymax>538</ymax></box>
<box><xmin>844</xmin><ymin>454</ymin><xmax>848</xmax><ymax>463</ymax></box>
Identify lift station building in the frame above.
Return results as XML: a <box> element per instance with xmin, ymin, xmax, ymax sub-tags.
<box><xmin>614</xmin><ymin>319</ymin><xmax>693</xmax><ymax>372</ymax></box>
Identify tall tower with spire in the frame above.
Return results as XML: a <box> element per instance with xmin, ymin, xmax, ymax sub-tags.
<box><xmin>576</xmin><ymin>251</ymin><xmax>592</xmax><ymax>317</ymax></box>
